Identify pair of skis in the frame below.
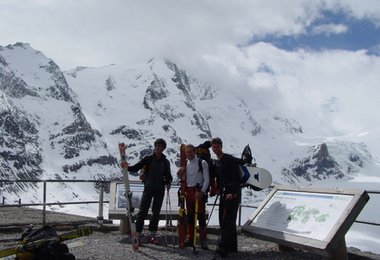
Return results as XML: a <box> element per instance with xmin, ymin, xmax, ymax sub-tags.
<box><xmin>177</xmin><ymin>144</ymin><xmax>187</xmax><ymax>248</ymax></box>
<box><xmin>0</xmin><ymin>226</ymin><xmax>92</xmax><ymax>258</ymax></box>
<box><xmin>118</xmin><ymin>143</ymin><xmax>139</xmax><ymax>251</ymax></box>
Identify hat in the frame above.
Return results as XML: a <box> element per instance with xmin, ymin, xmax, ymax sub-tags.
<box><xmin>197</xmin><ymin>140</ymin><xmax>211</xmax><ymax>149</ymax></box>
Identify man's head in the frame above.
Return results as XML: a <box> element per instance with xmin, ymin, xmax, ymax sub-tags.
<box><xmin>210</xmin><ymin>138</ymin><xmax>222</xmax><ymax>147</ymax></box>
<box><xmin>154</xmin><ymin>138</ymin><xmax>166</xmax><ymax>156</ymax></box>
<box><xmin>211</xmin><ymin>137</ymin><xmax>223</xmax><ymax>158</ymax></box>
<box><xmin>196</xmin><ymin>141</ymin><xmax>211</xmax><ymax>162</ymax></box>
<box><xmin>186</xmin><ymin>144</ymin><xmax>196</xmax><ymax>160</ymax></box>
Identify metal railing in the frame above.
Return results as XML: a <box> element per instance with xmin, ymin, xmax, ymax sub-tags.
<box><xmin>0</xmin><ymin>179</ymin><xmax>110</xmax><ymax>225</ymax></box>
<box><xmin>1</xmin><ymin>179</ymin><xmax>380</xmax><ymax>228</ymax></box>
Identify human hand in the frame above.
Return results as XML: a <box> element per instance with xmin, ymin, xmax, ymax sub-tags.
<box><xmin>225</xmin><ymin>193</ymin><xmax>236</xmax><ymax>200</ymax></box>
<box><xmin>177</xmin><ymin>167</ymin><xmax>185</xmax><ymax>177</ymax></box>
<box><xmin>195</xmin><ymin>191</ymin><xmax>204</xmax><ymax>200</ymax></box>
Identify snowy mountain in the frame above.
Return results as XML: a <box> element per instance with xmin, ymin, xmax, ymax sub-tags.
<box><xmin>1</xmin><ymin>42</ymin><xmax>379</xmax><ymax>199</ymax></box>
<box><xmin>0</xmin><ymin>43</ymin><xmax>118</xmax><ymax>202</ymax></box>
<box><xmin>1</xmin><ymin>43</ymin><xmax>380</xmax><ymax>253</ymax></box>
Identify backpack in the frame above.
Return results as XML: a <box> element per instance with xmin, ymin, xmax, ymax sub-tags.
<box><xmin>197</xmin><ymin>142</ymin><xmax>257</xmax><ymax>191</ymax></box>
<box><xmin>196</xmin><ymin>141</ymin><xmax>217</xmax><ymax>196</ymax></box>
<box><xmin>16</xmin><ymin>226</ymin><xmax>75</xmax><ymax>260</ymax></box>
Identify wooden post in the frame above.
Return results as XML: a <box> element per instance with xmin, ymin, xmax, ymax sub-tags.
<box><xmin>42</xmin><ymin>181</ymin><xmax>47</xmax><ymax>225</ymax></box>
<box><xmin>329</xmin><ymin>237</ymin><xmax>348</xmax><ymax>260</ymax></box>
<box><xmin>97</xmin><ymin>182</ymin><xmax>104</xmax><ymax>225</ymax></box>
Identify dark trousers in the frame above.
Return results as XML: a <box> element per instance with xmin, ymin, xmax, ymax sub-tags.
<box><xmin>136</xmin><ymin>187</ymin><xmax>165</xmax><ymax>233</ymax></box>
<box><xmin>218</xmin><ymin>195</ymin><xmax>240</xmax><ymax>253</ymax></box>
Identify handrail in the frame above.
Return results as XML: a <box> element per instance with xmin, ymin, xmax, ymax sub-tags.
<box><xmin>1</xmin><ymin>179</ymin><xmax>379</xmax><ymax>228</ymax></box>
<box><xmin>0</xmin><ymin>179</ymin><xmax>110</xmax><ymax>183</ymax></box>
<box><xmin>0</xmin><ymin>179</ymin><xmax>111</xmax><ymax>225</ymax></box>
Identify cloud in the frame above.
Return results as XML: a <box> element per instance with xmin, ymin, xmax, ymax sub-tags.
<box><xmin>2</xmin><ymin>0</ymin><xmax>379</xmax><ymax>71</ymax></box>
<box><xmin>1</xmin><ymin>0</ymin><xmax>380</xmax><ymax>136</ymax></box>
<box><xmin>311</xmin><ymin>23</ymin><xmax>348</xmax><ymax>36</ymax></box>
<box><xmin>197</xmin><ymin>41</ymin><xmax>380</xmax><ymax>134</ymax></box>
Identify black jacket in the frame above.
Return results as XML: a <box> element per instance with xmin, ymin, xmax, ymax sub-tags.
<box><xmin>214</xmin><ymin>153</ymin><xmax>241</xmax><ymax>195</ymax></box>
<box><xmin>128</xmin><ymin>154</ymin><xmax>172</xmax><ymax>191</ymax></box>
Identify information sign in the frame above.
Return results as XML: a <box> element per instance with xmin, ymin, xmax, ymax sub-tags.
<box><xmin>242</xmin><ymin>186</ymin><xmax>369</xmax><ymax>257</ymax></box>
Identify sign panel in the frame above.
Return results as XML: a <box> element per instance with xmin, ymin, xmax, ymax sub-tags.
<box><xmin>250</xmin><ymin>190</ymin><xmax>353</xmax><ymax>241</ymax></box>
<box><xmin>242</xmin><ymin>186</ymin><xmax>369</xmax><ymax>255</ymax></box>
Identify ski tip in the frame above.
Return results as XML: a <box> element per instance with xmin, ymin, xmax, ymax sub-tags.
<box><xmin>132</xmin><ymin>237</ymin><xmax>139</xmax><ymax>251</ymax></box>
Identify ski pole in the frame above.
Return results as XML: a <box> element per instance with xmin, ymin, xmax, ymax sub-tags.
<box><xmin>193</xmin><ymin>188</ymin><xmax>199</xmax><ymax>254</ymax></box>
<box><xmin>165</xmin><ymin>188</ymin><xmax>169</xmax><ymax>247</ymax></box>
<box><xmin>167</xmin><ymin>188</ymin><xmax>175</xmax><ymax>248</ymax></box>
<box><xmin>207</xmin><ymin>194</ymin><xmax>219</xmax><ymax>226</ymax></box>
<box><xmin>212</xmin><ymin>199</ymin><xmax>228</xmax><ymax>260</ymax></box>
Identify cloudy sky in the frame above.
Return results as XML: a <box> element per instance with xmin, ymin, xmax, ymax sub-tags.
<box><xmin>1</xmin><ymin>0</ymin><xmax>380</xmax><ymax>136</ymax></box>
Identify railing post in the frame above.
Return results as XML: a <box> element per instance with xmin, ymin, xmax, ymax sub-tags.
<box><xmin>42</xmin><ymin>181</ymin><xmax>47</xmax><ymax>225</ymax></box>
<box><xmin>238</xmin><ymin>204</ymin><xmax>242</xmax><ymax>226</ymax></box>
<box><xmin>97</xmin><ymin>182</ymin><xmax>104</xmax><ymax>225</ymax></box>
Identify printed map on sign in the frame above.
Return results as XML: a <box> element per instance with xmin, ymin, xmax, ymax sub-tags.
<box><xmin>250</xmin><ymin>191</ymin><xmax>354</xmax><ymax>241</ymax></box>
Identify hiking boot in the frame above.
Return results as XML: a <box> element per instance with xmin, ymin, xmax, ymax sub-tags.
<box><xmin>200</xmin><ymin>240</ymin><xmax>208</xmax><ymax>250</ymax></box>
<box><xmin>147</xmin><ymin>235</ymin><xmax>160</xmax><ymax>245</ymax></box>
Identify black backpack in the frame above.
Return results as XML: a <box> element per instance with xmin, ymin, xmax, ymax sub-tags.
<box><xmin>196</xmin><ymin>141</ymin><xmax>217</xmax><ymax>196</ymax></box>
<box><xmin>16</xmin><ymin>226</ymin><xmax>75</xmax><ymax>260</ymax></box>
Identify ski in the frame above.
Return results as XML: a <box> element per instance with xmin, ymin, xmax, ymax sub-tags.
<box><xmin>0</xmin><ymin>226</ymin><xmax>92</xmax><ymax>258</ymax></box>
<box><xmin>118</xmin><ymin>143</ymin><xmax>139</xmax><ymax>251</ymax></box>
<box><xmin>177</xmin><ymin>144</ymin><xmax>187</xmax><ymax>248</ymax></box>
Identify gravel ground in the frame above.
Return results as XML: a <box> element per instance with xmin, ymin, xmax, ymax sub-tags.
<box><xmin>2</xmin><ymin>227</ymin><xmax>380</xmax><ymax>259</ymax></box>
<box><xmin>0</xmin><ymin>227</ymin><xmax>329</xmax><ymax>260</ymax></box>
<box><xmin>1</xmin><ymin>208</ymin><xmax>379</xmax><ymax>260</ymax></box>
<box><xmin>64</xmin><ymin>229</ymin><xmax>329</xmax><ymax>260</ymax></box>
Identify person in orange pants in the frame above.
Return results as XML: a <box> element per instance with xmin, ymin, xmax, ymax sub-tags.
<box><xmin>177</xmin><ymin>144</ymin><xmax>210</xmax><ymax>250</ymax></box>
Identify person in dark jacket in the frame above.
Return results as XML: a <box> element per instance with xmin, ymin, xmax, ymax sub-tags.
<box><xmin>211</xmin><ymin>137</ymin><xmax>241</xmax><ymax>258</ymax></box>
<box><xmin>127</xmin><ymin>138</ymin><xmax>172</xmax><ymax>245</ymax></box>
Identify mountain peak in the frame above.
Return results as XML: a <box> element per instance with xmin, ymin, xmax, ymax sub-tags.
<box><xmin>1</xmin><ymin>44</ymin><xmax>378</xmax><ymax>206</ymax></box>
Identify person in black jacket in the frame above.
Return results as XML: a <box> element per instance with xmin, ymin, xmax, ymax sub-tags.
<box><xmin>211</xmin><ymin>137</ymin><xmax>241</xmax><ymax>258</ymax></box>
<box><xmin>127</xmin><ymin>138</ymin><xmax>172</xmax><ymax>245</ymax></box>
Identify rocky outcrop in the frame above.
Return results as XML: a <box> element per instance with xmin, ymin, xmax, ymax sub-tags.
<box><xmin>0</xmin><ymin>93</ymin><xmax>42</xmax><ymax>192</ymax></box>
<box><xmin>281</xmin><ymin>143</ymin><xmax>348</xmax><ymax>184</ymax></box>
